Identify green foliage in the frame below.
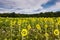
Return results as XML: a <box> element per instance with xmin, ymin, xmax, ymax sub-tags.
<box><xmin>0</xmin><ymin>17</ymin><xmax>60</xmax><ymax>40</ymax></box>
<box><xmin>0</xmin><ymin>11</ymin><xmax>60</xmax><ymax>17</ymax></box>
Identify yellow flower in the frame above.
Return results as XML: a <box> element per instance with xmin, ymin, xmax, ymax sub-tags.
<box><xmin>17</xmin><ymin>20</ymin><xmax>21</xmax><ymax>25</ymax></box>
<box><xmin>31</xmin><ymin>18</ymin><xmax>36</xmax><ymax>22</ymax></box>
<box><xmin>54</xmin><ymin>29</ymin><xmax>59</xmax><ymax>36</ymax></box>
<box><xmin>27</xmin><ymin>24</ymin><xmax>31</xmax><ymax>30</ymax></box>
<box><xmin>45</xmin><ymin>24</ymin><xmax>48</xmax><ymax>28</ymax></box>
<box><xmin>4</xmin><ymin>38</ymin><xmax>7</xmax><ymax>40</ymax></box>
<box><xmin>45</xmin><ymin>33</ymin><xmax>49</xmax><ymax>37</ymax></box>
<box><xmin>13</xmin><ymin>20</ymin><xmax>16</xmax><ymax>24</ymax></box>
<box><xmin>21</xmin><ymin>29</ymin><xmax>28</xmax><ymax>37</ymax></box>
<box><xmin>22</xmin><ymin>20</ymin><xmax>26</xmax><ymax>23</ymax></box>
<box><xmin>35</xmin><ymin>35</ymin><xmax>38</xmax><ymax>39</ymax></box>
<box><xmin>5</xmin><ymin>19</ymin><xmax>8</xmax><ymax>22</ymax></box>
<box><xmin>10</xmin><ymin>20</ymin><xmax>16</xmax><ymax>27</ymax></box>
<box><xmin>36</xmin><ymin>24</ymin><xmax>41</xmax><ymax>30</ymax></box>
<box><xmin>10</xmin><ymin>20</ymin><xmax>13</xmax><ymax>27</ymax></box>
<box><xmin>44</xmin><ymin>18</ymin><xmax>47</xmax><ymax>22</ymax></box>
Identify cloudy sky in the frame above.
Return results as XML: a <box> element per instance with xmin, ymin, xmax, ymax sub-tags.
<box><xmin>0</xmin><ymin>0</ymin><xmax>60</xmax><ymax>14</ymax></box>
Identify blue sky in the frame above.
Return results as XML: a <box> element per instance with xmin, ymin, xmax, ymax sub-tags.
<box><xmin>0</xmin><ymin>0</ymin><xmax>60</xmax><ymax>14</ymax></box>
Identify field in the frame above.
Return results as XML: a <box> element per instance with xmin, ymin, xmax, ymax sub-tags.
<box><xmin>0</xmin><ymin>17</ymin><xmax>60</xmax><ymax>40</ymax></box>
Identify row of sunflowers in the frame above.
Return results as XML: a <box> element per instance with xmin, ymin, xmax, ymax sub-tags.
<box><xmin>0</xmin><ymin>17</ymin><xmax>60</xmax><ymax>40</ymax></box>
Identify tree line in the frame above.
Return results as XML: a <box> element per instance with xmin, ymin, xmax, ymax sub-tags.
<box><xmin>0</xmin><ymin>11</ymin><xmax>60</xmax><ymax>17</ymax></box>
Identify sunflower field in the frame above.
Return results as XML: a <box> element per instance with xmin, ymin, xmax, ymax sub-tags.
<box><xmin>0</xmin><ymin>17</ymin><xmax>60</xmax><ymax>40</ymax></box>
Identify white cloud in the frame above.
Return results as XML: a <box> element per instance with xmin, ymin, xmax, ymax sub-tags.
<box><xmin>7</xmin><ymin>0</ymin><xmax>49</xmax><ymax>9</ymax></box>
<box><xmin>1</xmin><ymin>0</ymin><xmax>60</xmax><ymax>14</ymax></box>
<box><xmin>38</xmin><ymin>2</ymin><xmax>60</xmax><ymax>13</ymax></box>
<box><xmin>47</xmin><ymin>2</ymin><xmax>60</xmax><ymax>11</ymax></box>
<box><xmin>0</xmin><ymin>0</ymin><xmax>49</xmax><ymax>14</ymax></box>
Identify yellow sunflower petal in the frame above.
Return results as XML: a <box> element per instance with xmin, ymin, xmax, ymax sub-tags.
<box><xmin>36</xmin><ymin>24</ymin><xmax>41</xmax><ymax>30</ymax></box>
<box><xmin>54</xmin><ymin>29</ymin><xmax>59</xmax><ymax>36</ymax></box>
<box><xmin>45</xmin><ymin>33</ymin><xmax>49</xmax><ymax>37</ymax></box>
<box><xmin>21</xmin><ymin>29</ymin><xmax>28</xmax><ymax>37</ymax></box>
<box><xmin>45</xmin><ymin>24</ymin><xmax>48</xmax><ymax>28</ymax></box>
<box><xmin>27</xmin><ymin>24</ymin><xmax>31</xmax><ymax>30</ymax></box>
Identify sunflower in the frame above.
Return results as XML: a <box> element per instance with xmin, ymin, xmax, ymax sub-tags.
<box><xmin>44</xmin><ymin>33</ymin><xmax>49</xmax><ymax>37</ymax></box>
<box><xmin>22</xmin><ymin>20</ymin><xmax>26</xmax><ymax>23</ymax></box>
<box><xmin>4</xmin><ymin>38</ymin><xmax>7</xmax><ymax>40</ymax></box>
<box><xmin>5</xmin><ymin>19</ymin><xmax>8</xmax><ymax>22</ymax></box>
<box><xmin>45</xmin><ymin>24</ymin><xmax>48</xmax><ymax>28</ymax></box>
<box><xmin>21</xmin><ymin>29</ymin><xmax>28</xmax><ymax>37</ymax></box>
<box><xmin>27</xmin><ymin>24</ymin><xmax>31</xmax><ymax>30</ymax></box>
<box><xmin>10</xmin><ymin>20</ymin><xmax>16</xmax><ymax>27</ymax></box>
<box><xmin>36</xmin><ymin>24</ymin><xmax>41</xmax><ymax>30</ymax></box>
<box><xmin>35</xmin><ymin>35</ymin><xmax>38</xmax><ymax>39</ymax></box>
<box><xmin>13</xmin><ymin>20</ymin><xmax>16</xmax><ymax>25</ymax></box>
<box><xmin>10</xmin><ymin>20</ymin><xmax>13</xmax><ymax>27</ymax></box>
<box><xmin>31</xmin><ymin>18</ymin><xmax>36</xmax><ymax>22</ymax></box>
<box><xmin>17</xmin><ymin>20</ymin><xmax>21</xmax><ymax>25</ymax></box>
<box><xmin>54</xmin><ymin>29</ymin><xmax>59</xmax><ymax>36</ymax></box>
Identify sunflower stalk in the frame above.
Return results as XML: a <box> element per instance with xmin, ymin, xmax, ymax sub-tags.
<box><xmin>56</xmin><ymin>22</ymin><xmax>60</xmax><ymax>40</ymax></box>
<box><xmin>45</xmin><ymin>26</ymin><xmax>48</xmax><ymax>40</ymax></box>
<box><xmin>10</xmin><ymin>25</ymin><xmax>12</xmax><ymax>40</ymax></box>
<box><xmin>22</xmin><ymin>36</ymin><xmax>24</xmax><ymax>40</ymax></box>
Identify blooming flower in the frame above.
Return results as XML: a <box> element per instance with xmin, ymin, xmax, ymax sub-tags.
<box><xmin>45</xmin><ymin>24</ymin><xmax>48</xmax><ymax>28</ymax></box>
<box><xmin>4</xmin><ymin>38</ymin><xmax>7</xmax><ymax>40</ymax></box>
<box><xmin>21</xmin><ymin>29</ymin><xmax>28</xmax><ymax>37</ymax></box>
<box><xmin>27</xmin><ymin>24</ymin><xmax>31</xmax><ymax>30</ymax></box>
<box><xmin>17</xmin><ymin>20</ymin><xmax>21</xmax><ymax>25</ymax></box>
<box><xmin>54</xmin><ymin>29</ymin><xmax>59</xmax><ymax>36</ymax></box>
<box><xmin>44</xmin><ymin>33</ymin><xmax>49</xmax><ymax>37</ymax></box>
<box><xmin>36</xmin><ymin>24</ymin><xmax>41</xmax><ymax>30</ymax></box>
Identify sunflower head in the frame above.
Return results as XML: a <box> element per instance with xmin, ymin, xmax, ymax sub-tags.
<box><xmin>44</xmin><ymin>33</ymin><xmax>49</xmax><ymax>37</ymax></box>
<box><xmin>36</xmin><ymin>24</ymin><xmax>41</xmax><ymax>30</ymax></box>
<box><xmin>21</xmin><ymin>29</ymin><xmax>28</xmax><ymax>37</ymax></box>
<box><xmin>54</xmin><ymin>29</ymin><xmax>59</xmax><ymax>36</ymax></box>
<box><xmin>45</xmin><ymin>24</ymin><xmax>48</xmax><ymax>28</ymax></box>
<box><xmin>4</xmin><ymin>38</ymin><xmax>7</xmax><ymax>40</ymax></box>
<box><xmin>27</xmin><ymin>24</ymin><xmax>31</xmax><ymax>30</ymax></box>
<box><xmin>17</xmin><ymin>20</ymin><xmax>21</xmax><ymax>25</ymax></box>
